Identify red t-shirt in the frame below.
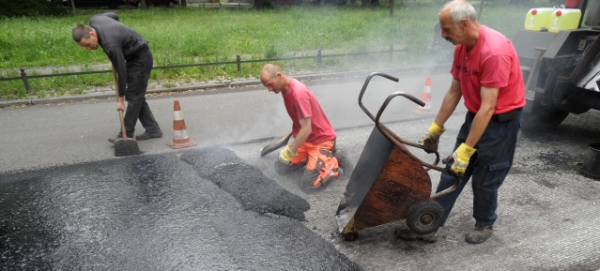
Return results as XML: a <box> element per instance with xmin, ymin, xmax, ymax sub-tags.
<box><xmin>282</xmin><ymin>79</ymin><xmax>336</xmax><ymax>144</ymax></box>
<box><xmin>450</xmin><ymin>25</ymin><xmax>526</xmax><ymax>114</ymax></box>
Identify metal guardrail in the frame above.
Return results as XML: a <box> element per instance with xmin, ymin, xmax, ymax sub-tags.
<box><xmin>0</xmin><ymin>46</ymin><xmax>406</xmax><ymax>95</ymax></box>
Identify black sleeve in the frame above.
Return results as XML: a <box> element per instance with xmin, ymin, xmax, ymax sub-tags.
<box><xmin>92</xmin><ymin>12</ymin><xmax>119</xmax><ymax>21</ymax></box>
<box><xmin>106</xmin><ymin>46</ymin><xmax>127</xmax><ymax>97</ymax></box>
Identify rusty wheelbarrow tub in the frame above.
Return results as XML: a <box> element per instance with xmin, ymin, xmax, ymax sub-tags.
<box><xmin>335</xmin><ymin>72</ymin><xmax>460</xmax><ymax>241</ymax></box>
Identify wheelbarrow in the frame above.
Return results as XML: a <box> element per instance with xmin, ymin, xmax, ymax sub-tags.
<box><xmin>335</xmin><ymin>72</ymin><xmax>461</xmax><ymax>241</ymax></box>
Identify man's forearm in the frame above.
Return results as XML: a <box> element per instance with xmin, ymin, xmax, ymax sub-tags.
<box><xmin>289</xmin><ymin>118</ymin><xmax>312</xmax><ymax>152</ymax></box>
<box><xmin>289</xmin><ymin>127</ymin><xmax>310</xmax><ymax>152</ymax></box>
<box><xmin>434</xmin><ymin>88</ymin><xmax>461</xmax><ymax>127</ymax></box>
<box><xmin>465</xmin><ymin>108</ymin><xmax>494</xmax><ymax>147</ymax></box>
<box><xmin>108</xmin><ymin>49</ymin><xmax>127</xmax><ymax>96</ymax></box>
<box><xmin>465</xmin><ymin>86</ymin><xmax>500</xmax><ymax>147</ymax></box>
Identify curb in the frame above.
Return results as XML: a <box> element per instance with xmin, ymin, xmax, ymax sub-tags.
<box><xmin>0</xmin><ymin>64</ymin><xmax>450</xmax><ymax>108</ymax></box>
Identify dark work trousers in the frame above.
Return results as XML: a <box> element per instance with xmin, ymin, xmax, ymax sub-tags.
<box><xmin>122</xmin><ymin>48</ymin><xmax>161</xmax><ymax>138</ymax></box>
<box><xmin>434</xmin><ymin>109</ymin><xmax>523</xmax><ymax>228</ymax></box>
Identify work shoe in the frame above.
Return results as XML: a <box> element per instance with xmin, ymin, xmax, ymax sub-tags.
<box><xmin>335</xmin><ymin>167</ymin><xmax>344</xmax><ymax>179</ymax></box>
<box><xmin>317</xmin><ymin>167</ymin><xmax>343</xmax><ymax>187</ymax></box>
<box><xmin>333</xmin><ymin>148</ymin><xmax>353</xmax><ymax>177</ymax></box>
<box><xmin>300</xmin><ymin>168</ymin><xmax>342</xmax><ymax>193</ymax></box>
<box><xmin>108</xmin><ymin>133</ymin><xmax>135</xmax><ymax>143</ymax></box>
<box><xmin>395</xmin><ymin>228</ymin><xmax>440</xmax><ymax>243</ymax></box>
<box><xmin>136</xmin><ymin>131</ymin><xmax>163</xmax><ymax>141</ymax></box>
<box><xmin>465</xmin><ymin>225</ymin><xmax>493</xmax><ymax>244</ymax></box>
<box><xmin>108</xmin><ymin>134</ymin><xmax>123</xmax><ymax>143</ymax></box>
<box><xmin>274</xmin><ymin>161</ymin><xmax>304</xmax><ymax>175</ymax></box>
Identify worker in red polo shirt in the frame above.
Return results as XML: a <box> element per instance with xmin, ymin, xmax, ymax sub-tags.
<box><xmin>398</xmin><ymin>0</ymin><xmax>525</xmax><ymax>244</ymax></box>
<box><xmin>260</xmin><ymin>63</ymin><xmax>345</xmax><ymax>192</ymax></box>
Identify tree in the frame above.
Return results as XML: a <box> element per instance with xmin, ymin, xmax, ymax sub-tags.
<box><xmin>0</xmin><ymin>0</ymin><xmax>68</xmax><ymax>18</ymax></box>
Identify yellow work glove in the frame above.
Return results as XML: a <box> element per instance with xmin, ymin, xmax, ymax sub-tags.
<box><xmin>279</xmin><ymin>145</ymin><xmax>298</xmax><ymax>165</ymax></box>
<box><xmin>419</xmin><ymin>122</ymin><xmax>446</xmax><ymax>153</ymax></box>
<box><xmin>450</xmin><ymin>143</ymin><xmax>477</xmax><ymax>176</ymax></box>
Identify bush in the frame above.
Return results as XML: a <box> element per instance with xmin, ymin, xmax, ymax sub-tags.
<box><xmin>0</xmin><ymin>0</ymin><xmax>69</xmax><ymax>18</ymax></box>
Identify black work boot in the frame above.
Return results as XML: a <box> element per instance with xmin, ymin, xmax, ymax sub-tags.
<box><xmin>332</xmin><ymin>148</ymin><xmax>353</xmax><ymax>177</ymax></box>
<box><xmin>108</xmin><ymin>134</ymin><xmax>122</xmax><ymax>143</ymax></box>
<box><xmin>136</xmin><ymin>131</ymin><xmax>163</xmax><ymax>141</ymax></box>
<box><xmin>465</xmin><ymin>225</ymin><xmax>493</xmax><ymax>244</ymax></box>
<box><xmin>108</xmin><ymin>132</ymin><xmax>130</xmax><ymax>143</ymax></box>
<box><xmin>395</xmin><ymin>228</ymin><xmax>440</xmax><ymax>243</ymax></box>
<box><xmin>273</xmin><ymin>161</ymin><xmax>304</xmax><ymax>175</ymax></box>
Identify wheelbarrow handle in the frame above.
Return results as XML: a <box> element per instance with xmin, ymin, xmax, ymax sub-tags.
<box><xmin>358</xmin><ymin>72</ymin><xmax>400</xmax><ymax>122</ymax></box>
<box><xmin>374</xmin><ymin>91</ymin><xmax>429</xmax><ymax>151</ymax></box>
<box><xmin>373</xmin><ymin>91</ymin><xmax>461</xmax><ymax>199</ymax></box>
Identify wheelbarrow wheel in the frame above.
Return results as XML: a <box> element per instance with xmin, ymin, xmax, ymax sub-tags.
<box><xmin>406</xmin><ymin>200</ymin><xmax>444</xmax><ymax>235</ymax></box>
<box><xmin>342</xmin><ymin>231</ymin><xmax>359</xmax><ymax>241</ymax></box>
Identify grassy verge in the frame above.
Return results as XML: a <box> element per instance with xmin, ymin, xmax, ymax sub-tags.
<box><xmin>0</xmin><ymin>2</ymin><xmax>541</xmax><ymax>100</ymax></box>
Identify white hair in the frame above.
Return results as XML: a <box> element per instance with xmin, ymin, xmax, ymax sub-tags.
<box><xmin>440</xmin><ymin>1</ymin><xmax>478</xmax><ymax>28</ymax></box>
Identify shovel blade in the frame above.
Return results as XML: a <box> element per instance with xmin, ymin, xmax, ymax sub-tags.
<box><xmin>260</xmin><ymin>132</ymin><xmax>292</xmax><ymax>157</ymax></box>
<box><xmin>114</xmin><ymin>138</ymin><xmax>141</xmax><ymax>157</ymax></box>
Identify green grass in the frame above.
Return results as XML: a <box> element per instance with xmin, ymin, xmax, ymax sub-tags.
<box><xmin>0</xmin><ymin>2</ymin><xmax>541</xmax><ymax>100</ymax></box>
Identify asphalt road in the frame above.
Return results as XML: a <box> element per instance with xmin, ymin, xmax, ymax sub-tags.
<box><xmin>2</xmin><ymin>71</ymin><xmax>600</xmax><ymax>270</ymax></box>
<box><xmin>0</xmin><ymin>70</ymin><xmax>449</xmax><ymax>174</ymax></box>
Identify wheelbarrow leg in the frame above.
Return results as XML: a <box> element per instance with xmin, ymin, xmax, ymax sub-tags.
<box><xmin>341</xmin><ymin>217</ymin><xmax>359</xmax><ymax>241</ymax></box>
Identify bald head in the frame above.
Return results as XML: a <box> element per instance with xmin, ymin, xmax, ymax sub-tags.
<box><xmin>260</xmin><ymin>64</ymin><xmax>289</xmax><ymax>94</ymax></box>
<box><xmin>261</xmin><ymin>64</ymin><xmax>281</xmax><ymax>79</ymax></box>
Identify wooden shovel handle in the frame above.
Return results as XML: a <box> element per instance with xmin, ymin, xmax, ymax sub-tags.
<box><xmin>112</xmin><ymin>65</ymin><xmax>128</xmax><ymax>140</ymax></box>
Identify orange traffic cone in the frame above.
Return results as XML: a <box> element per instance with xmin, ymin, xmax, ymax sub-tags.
<box><xmin>167</xmin><ymin>100</ymin><xmax>197</xmax><ymax>149</ymax></box>
<box><xmin>414</xmin><ymin>77</ymin><xmax>434</xmax><ymax>115</ymax></box>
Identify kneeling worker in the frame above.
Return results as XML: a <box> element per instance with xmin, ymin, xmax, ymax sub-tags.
<box><xmin>260</xmin><ymin>64</ymin><xmax>344</xmax><ymax>192</ymax></box>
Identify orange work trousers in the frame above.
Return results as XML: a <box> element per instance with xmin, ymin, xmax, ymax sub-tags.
<box><xmin>289</xmin><ymin>140</ymin><xmax>340</xmax><ymax>189</ymax></box>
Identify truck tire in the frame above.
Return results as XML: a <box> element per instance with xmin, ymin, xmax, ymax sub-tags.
<box><xmin>522</xmin><ymin>92</ymin><xmax>569</xmax><ymax>131</ymax></box>
<box><xmin>522</xmin><ymin>68</ymin><xmax>569</xmax><ymax>132</ymax></box>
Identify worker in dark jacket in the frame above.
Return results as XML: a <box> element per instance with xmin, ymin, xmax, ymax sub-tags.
<box><xmin>72</xmin><ymin>12</ymin><xmax>162</xmax><ymax>142</ymax></box>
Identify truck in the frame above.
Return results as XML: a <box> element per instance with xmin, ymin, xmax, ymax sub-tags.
<box><xmin>512</xmin><ymin>0</ymin><xmax>600</xmax><ymax>131</ymax></box>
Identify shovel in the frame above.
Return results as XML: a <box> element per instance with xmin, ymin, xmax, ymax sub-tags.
<box><xmin>260</xmin><ymin>131</ymin><xmax>292</xmax><ymax>157</ymax></box>
<box><xmin>112</xmin><ymin>66</ymin><xmax>141</xmax><ymax>157</ymax></box>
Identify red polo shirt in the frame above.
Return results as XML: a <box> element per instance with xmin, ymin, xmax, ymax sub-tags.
<box><xmin>451</xmin><ymin>25</ymin><xmax>526</xmax><ymax>114</ymax></box>
<box><xmin>282</xmin><ymin>79</ymin><xmax>336</xmax><ymax>144</ymax></box>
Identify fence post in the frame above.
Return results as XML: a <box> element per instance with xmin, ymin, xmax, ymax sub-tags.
<box><xmin>236</xmin><ymin>55</ymin><xmax>241</xmax><ymax>72</ymax></box>
<box><xmin>389</xmin><ymin>45</ymin><xmax>393</xmax><ymax>60</ymax></box>
<box><xmin>317</xmin><ymin>50</ymin><xmax>322</xmax><ymax>65</ymax></box>
<box><xmin>20</xmin><ymin>68</ymin><xmax>31</xmax><ymax>95</ymax></box>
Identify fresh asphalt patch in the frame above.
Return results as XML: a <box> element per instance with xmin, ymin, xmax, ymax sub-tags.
<box><xmin>180</xmin><ymin>146</ymin><xmax>311</xmax><ymax>221</ymax></box>
<box><xmin>0</xmin><ymin>151</ymin><xmax>363</xmax><ymax>271</ymax></box>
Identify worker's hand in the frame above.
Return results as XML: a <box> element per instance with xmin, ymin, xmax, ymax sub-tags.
<box><xmin>450</xmin><ymin>143</ymin><xmax>477</xmax><ymax>176</ymax></box>
<box><xmin>116</xmin><ymin>97</ymin><xmax>125</xmax><ymax>112</ymax></box>
<box><xmin>278</xmin><ymin>145</ymin><xmax>298</xmax><ymax>165</ymax></box>
<box><xmin>419</xmin><ymin>122</ymin><xmax>445</xmax><ymax>153</ymax></box>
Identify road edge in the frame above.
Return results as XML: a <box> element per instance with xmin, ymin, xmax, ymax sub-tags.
<box><xmin>0</xmin><ymin>64</ymin><xmax>451</xmax><ymax>108</ymax></box>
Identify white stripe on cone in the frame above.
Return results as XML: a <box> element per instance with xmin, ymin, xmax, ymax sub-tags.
<box><xmin>174</xmin><ymin>111</ymin><xmax>183</xmax><ymax>121</ymax></box>
<box><xmin>173</xmin><ymin>130</ymin><xmax>189</xmax><ymax>140</ymax></box>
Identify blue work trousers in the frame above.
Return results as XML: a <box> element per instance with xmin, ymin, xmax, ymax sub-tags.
<box><xmin>434</xmin><ymin>109</ymin><xmax>523</xmax><ymax>227</ymax></box>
